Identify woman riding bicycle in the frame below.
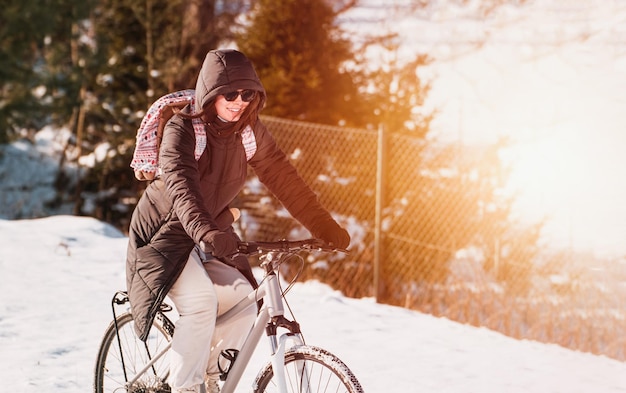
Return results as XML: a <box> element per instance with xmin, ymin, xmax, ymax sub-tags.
<box><xmin>125</xmin><ymin>49</ymin><xmax>350</xmax><ymax>393</ymax></box>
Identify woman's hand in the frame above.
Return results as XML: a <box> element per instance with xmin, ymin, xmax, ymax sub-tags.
<box><xmin>312</xmin><ymin>219</ymin><xmax>351</xmax><ymax>249</ymax></box>
<box><xmin>200</xmin><ymin>230</ymin><xmax>239</xmax><ymax>258</ymax></box>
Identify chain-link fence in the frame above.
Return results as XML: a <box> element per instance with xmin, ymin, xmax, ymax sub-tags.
<box><xmin>235</xmin><ymin>115</ymin><xmax>626</xmax><ymax>362</ymax></box>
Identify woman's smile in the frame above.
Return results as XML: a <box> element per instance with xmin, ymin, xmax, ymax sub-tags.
<box><xmin>215</xmin><ymin>95</ymin><xmax>249</xmax><ymax>122</ymax></box>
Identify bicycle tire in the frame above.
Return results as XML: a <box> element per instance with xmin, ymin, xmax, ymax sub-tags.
<box><xmin>93</xmin><ymin>311</ymin><xmax>173</xmax><ymax>393</ymax></box>
<box><xmin>253</xmin><ymin>345</ymin><xmax>364</xmax><ymax>393</ymax></box>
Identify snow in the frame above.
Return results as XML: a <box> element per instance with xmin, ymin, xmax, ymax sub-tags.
<box><xmin>1</xmin><ymin>215</ymin><xmax>625</xmax><ymax>392</ymax></box>
<box><xmin>0</xmin><ymin>126</ymin><xmax>78</xmax><ymax>219</ymax></box>
<box><xmin>2</xmin><ymin>3</ymin><xmax>626</xmax><ymax>390</ymax></box>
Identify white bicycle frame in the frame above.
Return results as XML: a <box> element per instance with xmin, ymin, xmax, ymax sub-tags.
<box><xmin>220</xmin><ymin>253</ymin><xmax>305</xmax><ymax>393</ymax></box>
<box><xmin>125</xmin><ymin>251</ymin><xmax>304</xmax><ymax>393</ymax></box>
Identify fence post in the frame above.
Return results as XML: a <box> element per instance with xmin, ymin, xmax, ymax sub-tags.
<box><xmin>374</xmin><ymin>124</ymin><xmax>387</xmax><ymax>302</ymax></box>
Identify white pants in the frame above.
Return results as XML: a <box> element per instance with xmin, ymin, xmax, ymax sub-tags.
<box><xmin>167</xmin><ymin>248</ymin><xmax>256</xmax><ymax>392</ymax></box>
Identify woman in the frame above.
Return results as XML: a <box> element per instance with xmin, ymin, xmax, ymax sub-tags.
<box><xmin>126</xmin><ymin>49</ymin><xmax>350</xmax><ymax>393</ymax></box>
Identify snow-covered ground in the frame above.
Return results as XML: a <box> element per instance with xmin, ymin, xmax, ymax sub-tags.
<box><xmin>1</xmin><ymin>4</ymin><xmax>626</xmax><ymax>390</ymax></box>
<box><xmin>1</xmin><ymin>215</ymin><xmax>625</xmax><ymax>392</ymax></box>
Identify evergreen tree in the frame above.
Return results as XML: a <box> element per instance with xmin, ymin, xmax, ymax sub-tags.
<box><xmin>0</xmin><ymin>0</ymin><xmax>92</xmax><ymax>143</ymax></box>
<box><xmin>358</xmin><ymin>42</ymin><xmax>432</xmax><ymax>135</ymax></box>
<box><xmin>83</xmin><ymin>0</ymin><xmax>249</xmax><ymax>147</ymax></box>
<box><xmin>237</xmin><ymin>0</ymin><xmax>360</xmax><ymax>126</ymax></box>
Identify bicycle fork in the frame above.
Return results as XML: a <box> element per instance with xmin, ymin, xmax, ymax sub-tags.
<box><xmin>269</xmin><ymin>329</ymin><xmax>304</xmax><ymax>393</ymax></box>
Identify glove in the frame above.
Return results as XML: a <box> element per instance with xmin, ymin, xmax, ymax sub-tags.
<box><xmin>200</xmin><ymin>229</ymin><xmax>239</xmax><ymax>258</ymax></box>
<box><xmin>311</xmin><ymin>218</ymin><xmax>350</xmax><ymax>249</ymax></box>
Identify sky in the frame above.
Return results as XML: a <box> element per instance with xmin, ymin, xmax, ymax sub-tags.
<box><xmin>1</xmin><ymin>215</ymin><xmax>625</xmax><ymax>392</ymax></box>
<box><xmin>342</xmin><ymin>0</ymin><xmax>626</xmax><ymax>257</ymax></box>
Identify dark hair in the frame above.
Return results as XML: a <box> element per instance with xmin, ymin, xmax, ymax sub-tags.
<box><xmin>175</xmin><ymin>93</ymin><xmax>262</xmax><ymax>135</ymax></box>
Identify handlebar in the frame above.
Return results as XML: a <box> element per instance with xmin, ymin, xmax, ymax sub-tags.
<box><xmin>236</xmin><ymin>238</ymin><xmax>346</xmax><ymax>256</ymax></box>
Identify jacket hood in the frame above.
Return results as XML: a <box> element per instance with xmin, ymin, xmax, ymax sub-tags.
<box><xmin>194</xmin><ymin>49</ymin><xmax>266</xmax><ymax>112</ymax></box>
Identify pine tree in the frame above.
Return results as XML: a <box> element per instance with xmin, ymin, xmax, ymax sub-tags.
<box><xmin>0</xmin><ymin>0</ymin><xmax>92</xmax><ymax>143</ymax></box>
<box><xmin>237</xmin><ymin>0</ymin><xmax>359</xmax><ymax>126</ymax></box>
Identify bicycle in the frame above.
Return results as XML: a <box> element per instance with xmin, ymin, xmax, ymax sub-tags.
<box><xmin>93</xmin><ymin>238</ymin><xmax>364</xmax><ymax>393</ymax></box>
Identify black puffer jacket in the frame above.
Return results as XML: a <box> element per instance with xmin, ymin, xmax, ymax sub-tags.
<box><xmin>126</xmin><ymin>49</ymin><xmax>342</xmax><ymax>341</ymax></box>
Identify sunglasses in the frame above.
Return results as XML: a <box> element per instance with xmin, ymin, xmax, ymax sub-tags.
<box><xmin>222</xmin><ymin>89</ymin><xmax>256</xmax><ymax>102</ymax></box>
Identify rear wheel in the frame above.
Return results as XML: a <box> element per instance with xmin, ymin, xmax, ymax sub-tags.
<box><xmin>253</xmin><ymin>345</ymin><xmax>364</xmax><ymax>393</ymax></box>
<box><xmin>94</xmin><ymin>311</ymin><xmax>173</xmax><ymax>393</ymax></box>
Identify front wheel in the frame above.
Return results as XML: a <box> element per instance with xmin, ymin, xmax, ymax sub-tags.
<box><xmin>253</xmin><ymin>345</ymin><xmax>364</xmax><ymax>393</ymax></box>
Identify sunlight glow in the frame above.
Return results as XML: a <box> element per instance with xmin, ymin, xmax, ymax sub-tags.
<box><xmin>498</xmin><ymin>114</ymin><xmax>626</xmax><ymax>256</ymax></box>
<box><xmin>437</xmin><ymin>52</ymin><xmax>626</xmax><ymax>256</ymax></box>
<box><xmin>502</xmin><ymin>124</ymin><xmax>590</xmax><ymax>217</ymax></box>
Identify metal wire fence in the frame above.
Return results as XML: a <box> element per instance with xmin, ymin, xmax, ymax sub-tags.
<box><xmin>234</xmin><ymin>115</ymin><xmax>626</xmax><ymax>362</ymax></box>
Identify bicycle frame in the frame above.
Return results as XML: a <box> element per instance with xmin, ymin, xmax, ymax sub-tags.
<box><xmin>119</xmin><ymin>252</ymin><xmax>304</xmax><ymax>393</ymax></box>
<box><xmin>221</xmin><ymin>252</ymin><xmax>306</xmax><ymax>393</ymax></box>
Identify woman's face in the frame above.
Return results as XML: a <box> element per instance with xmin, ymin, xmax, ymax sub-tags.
<box><xmin>214</xmin><ymin>89</ymin><xmax>255</xmax><ymax>122</ymax></box>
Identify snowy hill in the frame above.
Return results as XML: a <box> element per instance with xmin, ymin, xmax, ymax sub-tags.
<box><xmin>0</xmin><ymin>215</ymin><xmax>624</xmax><ymax>392</ymax></box>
